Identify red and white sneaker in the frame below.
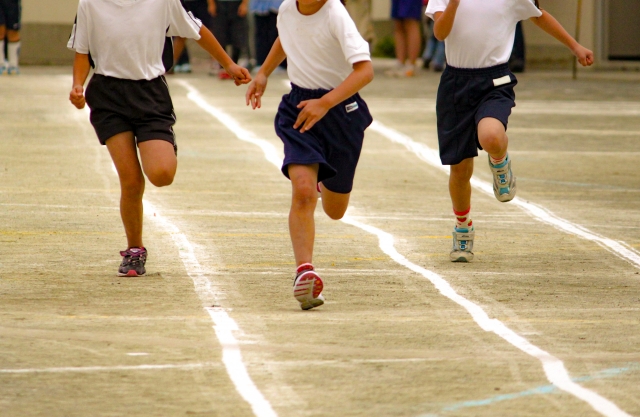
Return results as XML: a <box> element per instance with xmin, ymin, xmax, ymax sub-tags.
<box><xmin>293</xmin><ymin>263</ymin><xmax>324</xmax><ymax>310</ymax></box>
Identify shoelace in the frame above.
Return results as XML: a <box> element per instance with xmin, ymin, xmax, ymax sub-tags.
<box><xmin>120</xmin><ymin>249</ymin><xmax>146</xmax><ymax>266</ymax></box>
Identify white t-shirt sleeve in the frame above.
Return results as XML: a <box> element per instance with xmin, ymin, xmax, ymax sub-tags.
<box><xmin>330</xmin><ymin>6</ymin><xmax>370</xmax><ymax>65</ymax></box>
<box><xmin>166</xmin><ymin>0</ymin><xmax>203</xmax><ymax>40</ymax></box>
<box><xmin>67</xmin><ymin>1</ymin><xmax>89</xmax><ymax>54</ymax></box>
<box><xmin>514</xmin><ymin>0</ymin><xmax>542</xmax><ymax>22</ymax></box>
<box><xmin>425</xmin><ymin>0</ymin><xmax>447</xmax><ymax>20</ymax></box>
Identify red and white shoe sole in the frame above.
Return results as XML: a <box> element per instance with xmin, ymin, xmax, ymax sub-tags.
<box><xmin>293</xmin><ymin>271</ymin><xmax>324</xmax><ymax>310</ymax></box>
<box><xmin>118</xmin><ymin>270</ymin><xmax>145</xmax><ymax>277</ymax></box>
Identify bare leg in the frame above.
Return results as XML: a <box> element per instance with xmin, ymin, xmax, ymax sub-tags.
<box><xmin>404</xmin><ymin>19</ymin><xmax>421</xmax><ymax>66</ymax></box>
<box><xmin>288</xmin><ymin>164</ymin><xmax>319</xmax><ymax>266</ymax></box>
<box><xmin>319</xmin><ymin>184</ymin><xmax>350</xmax><ymax>220</ymax></box>
<box><xmin>138</xmin><ymin>140</ymin><xmax>177</xmax><ymax>187</ymax></box>
<box><xmin>449</xmin><ymin>158</ymin><xmax>474</xmax><ymax>213</ymax></box>
<box><xmin>393</xmin><ymin>19</ymin><xmax>407</xmax><ymax>65</ymax></box>
<box><xmin>106</xmin><ymin>132</ymin><xmax>146</xmax><ymax>249</ymax></box>
<box><xmin>478</xmin><ymin>117</ymin><xmax>508</xmax><ymax>160</ymax></box>
<box><xmin>6</xmin><ymin>29</ymin><xmax>19</xmax><ymax>42</ymax></box>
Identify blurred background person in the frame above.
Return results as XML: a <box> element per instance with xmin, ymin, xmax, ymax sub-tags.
<box><xmin>345</xmin><ymin>0</ymin><xmax>375</xmax><ymax>48</ymax></box>
<box><xmin>250</xmin><ymin>0</ymin><xmax>285</xmax><ymax>74</ymax></box>
<box><xmin>385</xmin><ymin>0</ymin><xmax>422</xmax><ymax>77</ymax></box>
<box><xmin>421</xmin><ymin>0</ymin><xmax>445</xmax><ymax>71</ymax></box>
<box><xmin>210</xmin><ymin>0</ymin><xmax>249</xmax><ymax>79</ymax></box>
<box><xmin>0</xmin><ymin>0</ymin><xmax>21</xmax><ymax>74</ymax></box>
<box><xmin>171</xmin><ymin>0</ymin><xmax>213</xmax><ymax>74</ymax></box>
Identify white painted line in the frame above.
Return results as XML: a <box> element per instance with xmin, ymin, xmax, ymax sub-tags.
<box><xmin>0</xmin><ymin>363</ymin><xmax>217</xmax><ymax>374</ymax></box>
<box><xmin>176</xmin><ymin>79</ymin><xmax>282</xmax><ymax>168</ymax></box>
<box><xmin>179</xmin><ymin>80</ymin><xmax>632</xmax><ymax>417</ymax></box>
<box><xmin>143</xmin><ymin>199</ymin><xmax>277</xmax><ymax>417</ymax></box>
<box><xmin>368</xmin><ymin>121</ymin><xmax>640</xmax><ymax>270</ymax></box>
<box><xmin>340</xmin><ymin>215</ymin><xmax>632</xmax><ymax>417</ymax></box>
<box><xmin>127</xmin><ymin>352</ymin><xmax>150</xmax><ymax>356</ymax></box>
<box><xmin>74</xmin><ymin>84</ymin><xmax>277</xmax><ymax>417</ymax></box>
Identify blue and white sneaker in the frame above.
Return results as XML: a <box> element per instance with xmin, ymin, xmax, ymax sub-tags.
<box><xmin>489</xmin><ymin>154</ymin><xmax>516</xmax><ymax>202</ymax></box>
<box><xmin>450</xmin><ymin>227</ymin><xmax>475</xmax><ymax>262</ymax></box>
<box><xmin>7</xmin><ymin>65</ymin><xmax>19</xmax><ymax>75</ymax></box>
<box><xmin>0</xmin><ymin>61</ymin><xmax>8</xmax><ymax>75</ymax></box>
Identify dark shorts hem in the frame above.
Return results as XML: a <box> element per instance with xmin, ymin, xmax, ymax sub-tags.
<box><xmin>275</xmin><ymin>84</ymin><xmax>372</xmax><ymax>195</ymax></box>
<box><xmin>86</xmin><ymin>74</ymin><xmax>177</xmax><ymax>153</ymax></box>
<box><xmin>436</xmin><ymin>63</ymin><xmax>516</xmax><ymax>166</ymax></box>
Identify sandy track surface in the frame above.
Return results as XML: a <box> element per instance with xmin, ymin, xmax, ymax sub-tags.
<box><xmin>1</xmin><ymin>66</ymin><xmax>639</xmax><ymax>417</ymax></box>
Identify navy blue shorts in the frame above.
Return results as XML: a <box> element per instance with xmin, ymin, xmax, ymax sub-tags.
<box><xmin>436</xmin><ymin>63</ymin><xmax>516</xmax><ymax>165</ymax></box>
<box><xmin>0</xmin><ymin>0</ymin><xmax>21</xmax><ymax>31</ymax></box>
<box><xmin>85</xmin><ymin>74</ymin><xmax>177</xmax><ymax>153</ymax></box>
<box><xmin>275</xmin><ymin>84</ymin><xmax>372</xmax><ymax>194</ymax></box>
<box><xmin>391</xmin><ymin>0</ymin><xmax>422</xmax><ymax>20</ymax></box>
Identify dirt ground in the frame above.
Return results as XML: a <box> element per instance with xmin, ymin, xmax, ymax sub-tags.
<box><xmin>1</xmin><ymin>62</ymin><xmax>639</xmax><ymax>417</ymax></box>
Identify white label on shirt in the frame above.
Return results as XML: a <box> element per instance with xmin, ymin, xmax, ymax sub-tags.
<box><xmin>493</xmin><ymin>75</ymin><xmax>511</xmax><ymax>87</ymax></box>
<box><xmin>345</xmin><ymin>102</ymin><xmax>359</xmax><ymax>113</ymax></box>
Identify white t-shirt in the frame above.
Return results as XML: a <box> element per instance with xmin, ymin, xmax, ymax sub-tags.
<box><xmin>68</xmin><ymin>0</ymin><xmax>202</xmax><ymax>80</ymax></box>
<box><xmin>277</xmin><ymin>0</ymin><xmax>370</xmax><ymax>90</ymax></box>
<box><xmin>425</xmin><ymin>0</ymin><xmax>542</xmax><ymax>69</ymax></box>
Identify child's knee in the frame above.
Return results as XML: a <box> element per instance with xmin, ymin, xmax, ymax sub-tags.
<box><xmin>323</xmin><ymin>204</ymin><xmax>347</xmax><ymax>220</ymax></box>
<box><xmin>478</xmin><ymin>119</ymin><xmax>507</xmax><ymax>151</ymax></box>
<box><xmin>450</xmin><ymin>159</ymin><xmax>474</xmax><ymax>181</ymax></box>
<box><xmin>121</xmin><ymin>177</ymin><xmax>145</xmax><ymax>198</ymax></box>
<box><xmin>292</xmin><ymin>184</ymin><xmax>318</xmax><ymax>208</ymax></box>
<box><xmin>147</xmin><ymin>168</ymin><xmax>175</xmax><ymax>187</ymax></box>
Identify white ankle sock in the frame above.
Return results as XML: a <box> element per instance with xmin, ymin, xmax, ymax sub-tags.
<box><xmin>0</xmin><ymin>40</ymin><xmax>5</xmax><ymax>63</ymax></box>
<box><xmin>8</xmin><ymin>41</ymin><xmax>20</xmax><ymax>67</ymax></box>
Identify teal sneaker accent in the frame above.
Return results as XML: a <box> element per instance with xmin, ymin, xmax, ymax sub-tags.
<box><xmin>450</xmin><ymin>227</ymin><xmax>475</xmax><ymax>262</ymax></box>
<box><xmin>489</xmin><ymin>154</ymin><xmax>516</xmax><ymax>202</ymax></box>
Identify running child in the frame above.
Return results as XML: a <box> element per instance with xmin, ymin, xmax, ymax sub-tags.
<box><xmin>426</xmin><ymin>0</ymin><xmax>593</xmax><ymax>262</ymax></box>
<box><xmin>68</xmin><ymin>0</ymin><xmax>250</xmax><ymax>276</ymax></box>
<box><xmin>245</xmin><ymin>0</ymin><xmax>374</xmax><ymax>310</ymax></box>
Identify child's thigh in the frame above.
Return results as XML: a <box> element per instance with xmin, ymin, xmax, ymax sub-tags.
<box><xmin>138</xmin><ymin>139</ymin><xmax>177</xmax><ymax>175</ymax></box>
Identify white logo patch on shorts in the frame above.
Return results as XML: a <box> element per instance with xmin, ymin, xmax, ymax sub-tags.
<box><xmin>345</xmin><ymin>102</ymin><xmax>359</xmax><ymax>113</ymax></box>
<box><xmin>493</xmin><ymin>75</ymin><xmax>511</xmax><ymax>87</ymax></box>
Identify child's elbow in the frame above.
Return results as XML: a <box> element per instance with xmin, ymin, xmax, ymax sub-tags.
<box><xmin>363</xmin><ymin>65</ymin><xmax>374</xmax><ymax>84</ymax></box>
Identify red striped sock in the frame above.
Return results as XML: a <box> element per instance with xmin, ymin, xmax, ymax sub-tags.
<box><xmin>490</xmin><ymin>153</ymin><xmax>507</xmax><ymax>166</ymax></box>
<box><xmin>454</xmin><ymin>207</ymin><xmax>473</xmax><ymax>230</ymax></box>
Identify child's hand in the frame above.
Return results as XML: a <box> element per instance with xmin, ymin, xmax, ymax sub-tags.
<box><xmin>223</xmin><ymin>63</ymin><xmax>251</xmax><ymax>86</ymax></box>
<box><xmin>246</xmin><ymin>73</ymin><xmax>268</xmax><ymax>109</ymax></box>
<box><xmin>294</xmin><ymin>98</ymin><xmax>330</xmax><ymax>133</ymax></box>
<box><xmin>573</xmin><ymin>44</ymin><xmax>594</xmax><ymax>67</ymax></box>
<box><xmin>69</xmin><ymin>85</ymin><xmax>86</xmax><ymax>109</ymax></box>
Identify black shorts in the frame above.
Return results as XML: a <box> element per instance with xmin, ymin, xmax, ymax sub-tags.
<box><xmin>210</xmin><ymin>1</ymin><xmax>247</xmax><ymax>48</ymax></box>
<box><xmin>436</xmin><ymin>63</ymin><xmax>517</xmax><ymax>165</ymax></box>
<box><xmin>85</xmin><ymin>74</ymin><xmax>177</xmax><ymax>152</ymax></box>
<box><xmin>0</xmin><ymin>0</ymin><xmax>21</xmax><ymax>31</ymax></box>
<box><xmin>275</xmin><ymin>84</ymin><xmax>372</xmax><ymax>194</ymax></box>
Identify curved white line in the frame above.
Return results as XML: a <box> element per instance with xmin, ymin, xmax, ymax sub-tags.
<box><xmin>177</xmin><ymin>80</ymin><xmax>631</xmax><ymax>417</ymax></box>
<box><xmin>340</xmin><ymin>216</ymin><xmax>631</xmax><ymax>417</ymax></box>
<box><xmin>144</xmin><ymin>199</ymin><xmax>277</xmax><ymax>417</ymax></box>
<box><xmin>368</xmin><ymin>121</ymin><xmax>640</xmax><ymax>269</ymax></box>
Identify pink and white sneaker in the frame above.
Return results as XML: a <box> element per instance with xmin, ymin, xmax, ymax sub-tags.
<box><xmin>293</xmin><ymin>263</ymin><xmax>324</xmax><ymax>310</ymax></box>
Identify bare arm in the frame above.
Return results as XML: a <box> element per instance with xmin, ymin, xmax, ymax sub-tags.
<box><xmin>433</xmin><ymin>0</ymin><xmax>460</xmax><ymax>41</ymax></box>
<box><xmin>195</xmin><ymin>25</ymin><xmax>251</xmax><ymax>84</ymax></box>
<box><xmin>69</xmin><ymin>52</ymin><xmax>91</xmax><ymax>109</ymax></box>
<box><xmin>530</xmin><ymin>10</ymin><xmax>594</xmax><ymax>66</ymax></box>
<box><xmin>293</xmin><ymin>60</ymin><xmax>374</xmax><ymax>133</ymax></box>
<box><xmin>245</xmin><ymin>37</ymin><xmax>287</xmax><ymax>109</ymax></box>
